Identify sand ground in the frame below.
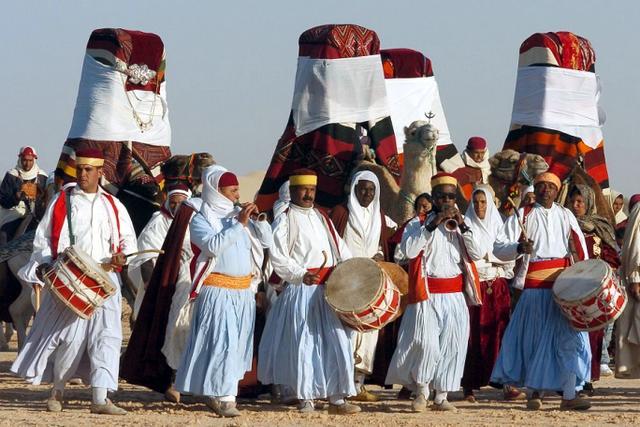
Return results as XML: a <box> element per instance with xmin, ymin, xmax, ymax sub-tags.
<box><xmin>1</xmin><ymin>300</ymin><xmax>640</xmax><ymax>427</ymax></box>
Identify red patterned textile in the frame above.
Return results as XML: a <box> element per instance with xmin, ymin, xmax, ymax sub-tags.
<box><xmin>256</xmin><ymin>25</ymin><xmax>399</xmax><ymax>211</ymax></box>
<box><xmin>505</xmin><ymin>32</ymin><xmax>610</xmax><ymax>189</ymax></box>
<box><xmin>381</xmin><ymin>48</ymin><xmax>433</xmax><ymax>78</ymax></box>
<box><xmin>462</xmin><ymin>277</ymin><xmax>511</xmax><ymax>391</ymax></box>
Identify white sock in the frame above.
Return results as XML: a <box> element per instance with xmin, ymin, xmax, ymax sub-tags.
<box><xmin>416</xmin><ymin>383</ymin><xmax>429</xmax><ymax>399</ymax></box>
<box><xmin>562</xmin><ymin>374</ymin><xmax>577</xmax><ymax>400</ymax></box>
<box><xmin>218</xmin><ymin>395</ymin><xmax>235</xmax><ymax>402</ymax></box>
<box><xmin>302</xmin><ymin>399</ymin><xmax>314</xmax><ymax>408</ymax></box>
<box><xmin>92</xmin><ymin>387</ymin><xmax>108</xmax><ymax>405</ymax></box>
<box><xmin>434</xmin><ymin>391</ymin><xmax>448</xmax><ymax>405</ymax></box>
<box><xmin>329</xmin><ymin>395</ymin><xmax>345</xmax><ymax>405</ymax></box>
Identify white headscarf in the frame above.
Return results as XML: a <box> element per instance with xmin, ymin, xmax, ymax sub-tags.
<box><xmin>609</xmin><ymin>189</ymin><xmax>628</xmax><ymax>225</ymax></box>
<box><xmin>462</xmin><ymin>149</ymin><xmax>491</xmax><ymax>183</ymax></box>
<box><xmin>200</xmin><ymin>165</ymin><xmax>238</xmax><ymax>227</ymax></box>
<box><xmin>273</xmin><ymin>180</ymin><xmax>290</xmax><ymax>219</ymax></box>
<box><xmin>10</xmin><ymin>156</ymin><xmax>46</xmax><ymax>182</ymax></box>
<box><xmin>465</xmin><ymin>186</ymin><xmax>504</xmax><ymax>258</ymax></box>
<box><xmin>344</xmin><ymin>170</ymin><xmax>381</xmax><ymax>257</ymax></box>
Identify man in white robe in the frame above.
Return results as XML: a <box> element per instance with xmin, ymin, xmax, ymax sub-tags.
<box><xmin>11</xmin><ymin>148</ymin><xmax>136</xmax><ymax>414</ymax></box>
<box><xmin>258</xmin><ymin>168</ymin><xmax>360</xmax><ymax>415</ymax></box>
<box><xmin>617</xmin><ymin>194</ymin><xmax>640</xmax><ymax>378</ymax></box>
<box><xmin>490</xmin><ymin>172</ymin><xmax>592</xmax><ymax>411</ymax></box>
<box><xmin>129</xmin><ymin>183</ymin><xmax>192</xmax><ymax>321</ymax></box>
<box><xmin>386</xmin><ymin>172</ymin><xmax>483</xmax><ymax>412</ymax></box>
<box><xmin>329</xmin><ymin>170</ymin><xmax>395</xmax><ymax>401</ymax></box>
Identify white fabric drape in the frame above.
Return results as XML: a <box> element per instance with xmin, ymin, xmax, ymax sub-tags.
<box><xmin>511</xmin><ymin>67</ymin><xmax>604</xmax><ymax>149</ymax></box>
<box><xmin>384</xmin><ymin>76</ymin><xmax>454</xmax><ymax>153</ymax></box>
<box><xmin>291</xmin><ymin>55</ymin><xmax>389</xmax><ymax>136</ymax></box>
<box><xmin>67</xmin><ymin>54</ymin><xmax>171</xmax><ymax>146</ymax></box>
<box><xmin>343</xmin><ymin>171</ymin><xmax>381</xmax><ymax>258</ymax></box>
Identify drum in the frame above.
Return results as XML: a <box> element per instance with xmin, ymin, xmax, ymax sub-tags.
<box><xmin>325</xmin><ymin>258</ymin><xmax>402</xmax><ymax>332</ymax></box>
<box><xmin>43</xmin><ymin>246</ymin><xmax>116</xmax><ymax>319</ymax></box>
<box><xmin>552</xmin><ymin>259</ymin><xmax>627</xmax><ymax>331</ymax></box>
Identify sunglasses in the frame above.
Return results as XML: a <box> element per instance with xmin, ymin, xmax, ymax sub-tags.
<box><xmin>435</xmin><ymin>192</ymin><xmax>457</xmax><ymax>200</ymax></box>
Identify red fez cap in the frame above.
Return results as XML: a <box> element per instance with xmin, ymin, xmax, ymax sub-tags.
<box><xmin>467</xmin><ymin>137</ymin><xmax>487</xmax><ymax>151</ymax></box>
<box><xmin>630</xmin><ymin>194</ymin><xmax>640</xmax><ymax>211</ymax></box>
<box><xmin>19</xmin><ymin>146</ymin><xmax>38</xmax><ymax>159</ymax></box>
<box><xmin>218</xmin><ymin>172</ymin><xmax>239</xmax><ymax>188</ymax></box>
<box><xmin>75</xmin><ymin>148</ymin><xmax>105</xmax><ymax>166</ymax></box>
<box><xmin>166</xmin><ymin>182</ymin><xmax>191</xmax><ymax>193</ymax></box>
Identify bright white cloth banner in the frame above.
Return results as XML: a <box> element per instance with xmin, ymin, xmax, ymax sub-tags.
<box><xmin>384</xmin><ymin>77</ymin><xmax>454</xmax><ymax>153</ymax></box>
<box><xmin>68</xmin><ymin>54</ymin><xmax>171</xmax><ymax>146</ymax></box>
<box><xmin>291</xmin><ymin>55</ymin><xmax>389</xmax><ymax>136</ymax></box>
<box><xmin>511</xmin><ymin>66</ymin><xmax>604</xmax><ymax>149</ymax></box>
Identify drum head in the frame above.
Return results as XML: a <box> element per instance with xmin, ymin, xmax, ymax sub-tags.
<box><xmin>325</xmin><ymin>258</ymin><xmax>383</xmax><ymax>312</ymax></box>
<box><xmin>65</xmin><ymin>245</ymin><xmax>115</xmax><ymax>287</ymax></box>
<box><xmin>554</xmin><ymin>259</ymin><xmax>610</xmax><ymax>300</ymax></box>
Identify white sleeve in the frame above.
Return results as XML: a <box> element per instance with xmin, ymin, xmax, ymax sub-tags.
<box><xmin>114</xmin><ymin>198</ymin><xmax>138</xmax><ymax>255</ymax></box>
<box><xmin>269</xmin><ymin>215</ymin><xmax>307</xmax><ymax>284</ymax></box>
<box><xmin>400</xmin><ymin>217</ymin><xmax>432</xmax><ymax>259</ymax></box>
<box><xmin>493</xmin><ymin>213</ymin><xmax>522</xmax><ymax>261</ymax></box>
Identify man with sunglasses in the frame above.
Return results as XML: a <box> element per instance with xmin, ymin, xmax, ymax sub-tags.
<box><xmin>386</xmin><ymin>172</ymin><xmax>483</xmax><ymax>412</ymax></box>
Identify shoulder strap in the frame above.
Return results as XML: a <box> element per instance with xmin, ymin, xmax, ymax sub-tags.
<box><xmin>65</xmin><ymin>190</ymin><xmax>75</xmax><ymax>246</ymax></box>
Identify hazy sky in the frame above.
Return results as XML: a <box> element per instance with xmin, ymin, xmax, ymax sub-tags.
<box><xmin>2</xmin><ymin>1</ymin><xmax>638</xmax><ymax>195</ymax></box>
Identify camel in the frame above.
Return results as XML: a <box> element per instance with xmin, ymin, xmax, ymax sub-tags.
<box><xmin>355</xmin><ymin>120</ymin><xmax>439</xmax><ymax>225</ymax></box>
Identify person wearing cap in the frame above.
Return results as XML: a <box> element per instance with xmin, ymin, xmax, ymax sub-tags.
<box><xmin>0</xmin><ymin>146</ymin><xmax>48</xmax><ymax>244</ymax></box>
<box><xmin>386</xmin><ymin>172</ymin><xmax>484</xmax><ymax>412</ymax></box>
<box><xmin>129</xmin><ymin>182</ymin><xmax>192</xmax><ymax>322</ymax></box>
<box><xmin>11</xmin><ymin>148</ymin><xmax>137</xmax><ymax>415</ymax></box>
<box><xmin>491</xmin><ymin>171</ymin><xmax>592</xmax><ymax>411</ymax></box>
<box><xmin>173</xmin><ymin>166</ymin><xmax>272</xmax><ymax>418</ymax></box>
<box><xmin>616</xmin><ymin>194</ymin><xmax>640</xmax><ymax>379</ymax></box>
<box><xmin>462</xmin><ymin>137</ymin><xmax>491</xmax><ymax>185</ymax></box>
<box><xmin>329</xmin><ymin>170</ymin><xmax>397</xmax><ymax>402</ymax></box>
<box><xmin>258</xmin><ymin>168</ymin><xmax>361</xmax><ymax>415</ymax></box>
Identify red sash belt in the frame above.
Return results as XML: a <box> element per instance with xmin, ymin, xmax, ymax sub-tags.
<box><xmin>427</xmin><ymin>275</ymin><xmax>464</xmax><ymax>294</ymax></box>
<box><xmin>524</xmin><ymin>258</ymin><xmax>571</xmax><ymax>289</ymax></box>
<box><xmin>307</xmin><ymin>266</ymin><xmax>334</xmax><ymax>285</ymax></box>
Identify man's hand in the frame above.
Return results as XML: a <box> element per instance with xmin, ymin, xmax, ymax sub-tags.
<box><xmin>35</xmin><ymin>263</ymin><xmax>51</xmax><ymax>281</ymax></box>
<box><xmin>517</xmin><ymin>239</ymin><xmax>534</xmax><ymax>255</ymax></box>
<box><xmin>110</xmin><ymin>252</ymin><xmax>127</xmax><ymax>268</ymax></box>
<box><xmin>238</xmin><ymin>203</ymin><xmax>259</xmax><ymax>226</ymax></box>
<box><xmin>302</xmin><ymin>271</ymin><xmax>320</xmax><ymax>285</ymax></box>
<box><xmin>629</xmin><ymin>282</ymin><xmax>640</xmax><ymax>302</ymax></box>
<box><xmin>15</xmin><ymin>191</ymin><xmax>23</xmax><ymax>201</ymax></box>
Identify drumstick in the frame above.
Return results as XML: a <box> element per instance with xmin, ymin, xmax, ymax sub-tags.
<box><xmin>124</xmin><ymin>249</ymin><xmax>165</xmax><ymax>258</ymax></box>
<box><xmin>318</xmin><ymin>251</ymin><xmax>328</xmax><ymax>271</ymax></box>
<box><xmin>34</xmin><ymin>285</ymin><xmax>41</xmax><ymax>313</ymax></box>
<box><xmin>507</xmin><ymin>197</ymin><xmax>528</xmax><ymax>240</ymax></box>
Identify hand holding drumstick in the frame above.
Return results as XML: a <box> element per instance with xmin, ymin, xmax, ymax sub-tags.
<box><xmin>303</xmin><ymin>251</ymin><xmax>328</xmax><ymax>285</ymax></box>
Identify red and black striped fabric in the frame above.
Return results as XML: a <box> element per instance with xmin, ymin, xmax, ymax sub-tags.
<box><xmin>256</xmin><ymin>24</ymin><xmax>400</xmax><ymax>211</ymax></box>
<box><xmin>504</xmin><ymin>32</ymin><xmax>610</xmax><ymax>189</ymax></box>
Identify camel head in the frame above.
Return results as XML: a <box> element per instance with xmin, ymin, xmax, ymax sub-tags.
<box><xmin>403</xmin><ymin>120</ymin><xmax>439</xmax><ymax>158</ymax></box>
<box><xmin>489</xmin><ymin>149</ymin><xmax>548</xmax><ymax>185</ymax></box>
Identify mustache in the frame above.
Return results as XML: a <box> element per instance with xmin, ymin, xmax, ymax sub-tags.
<box><xmin>303</xmin><ymin>197</ymin><xmax>314</xmax><ymax>201</ymax></box>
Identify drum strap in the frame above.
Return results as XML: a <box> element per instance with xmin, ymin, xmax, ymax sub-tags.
<box><xmin>65</xmin><ymin>190</ymin><xmax>75</xmax><ymax>246</ymax></box>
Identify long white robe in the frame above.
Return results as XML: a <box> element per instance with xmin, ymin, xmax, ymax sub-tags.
<box><xmin>129</xmin><ymin>210</ymin><xmax>173</xmax><ymax>321</ymax></box>
<box><xmin>12</xmin><ymin>187</ymin><xmax>136</xmax><ymax>391</ymax></box>
<box><xmin>258</xmin><ymin>204</ymin><xmax>356</xmax><ymax>399</ymax></box>
<box><xmin>385</xmin><ymin>215</ymin><xmax>482</xmax><ymax>391</ymax></box>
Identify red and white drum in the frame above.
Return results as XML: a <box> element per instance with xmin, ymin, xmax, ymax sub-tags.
<box><xmin>44</xmin><ymin>246</ymin><xmax>116</xmax><ymax>319</ymax></box>
<box><xmin>553</xmin><ymin>259</ymin><xmax>627</xmax><ymax>331</ymax></box>
<box><xmin>325</xmin><ymin>258</ymin><xmax>403</xmax><ymax>332</ymax></box>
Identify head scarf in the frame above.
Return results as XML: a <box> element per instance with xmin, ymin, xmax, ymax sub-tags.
<box><xmin>273</xmin><ymin>180</ymin><xmax>290</xmax><ymax>219</ymax></box>
<box><xmin>465</xmin><ymin>186</ymin><xmax>504</xmax><ymax>258</ymax></box>
<box><xmin>609</xmin><ymin>189</ymin><xmax>628</xmax><ymax>225</ymax></box>
<box><xmin>571</xmin><ymin>184</ymin><xmax>618</xmax><ymax>251</ymax></box>
<box><xmin>11</xmin><ymin>148</ymin><xmax>45</xmax><ymax>181</ymax></box>
<box><xmin>462</xmin><ymin>148</ymin><xmax>491</xmax><ymax>183</ymax></box>
<box><xmin>345</xmin><ymin>171</ymin><xmax>382</xmax><ymax>257</ymax></box>
<box><xmin>200</xmin><ymin>165</ymin><xmax>238</xmax><ymax>227</ymax></box>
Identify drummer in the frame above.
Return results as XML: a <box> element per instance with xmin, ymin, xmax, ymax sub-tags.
<box><xmin>490</xmin><ymin>172</ymin><xmax>591</xmax><ymax>411</ymax></box>
<box><xmin>386</xmin><ymin>172</ymin><xmax>484</xmax><ymax>412</ymax></box>
<box><xmin>11</xmin><ymin>148</ymin><xmax>137</xmax><ymax>415</ymax></box>
<box><xmin>258</xmin><ymin>168</ymin><xmax>360</xmax><ymax>415</ymax></box>
<box><xmin>329</xmin><ymin>171</ymin><xmax>396</xmax><ymax>402</ymax></box>
<box><xmin>568</xmin><ymin>184</ymin><xmax>621</xmax><ymax>389</ymax></box>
